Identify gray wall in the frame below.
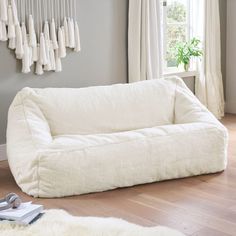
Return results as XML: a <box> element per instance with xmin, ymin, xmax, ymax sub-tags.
<box><xmin>226</xmin><ymin>0</ymin><xmax>236</xmax><ymax>113</ymax></box>
<box><xmin>0</xmin><ymin>0</ymin><xmax>128</xmax><ymax>144</ymax></box>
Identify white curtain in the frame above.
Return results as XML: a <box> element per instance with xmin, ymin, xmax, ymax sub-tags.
<box><xmin>192</xmin><ymin>0</ymin><xmax>225</xmax><ymax>119</ymax></box>
<box><xmin>128</xmin><ymin>0</ymin><xmax>163</xmax><ymax>83</ymax></box>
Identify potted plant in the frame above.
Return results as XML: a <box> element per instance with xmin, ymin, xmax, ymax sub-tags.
<box><xmin>175</xmin><ymin>38</ymin><xmax>203</xmax><ymax>71</ymax></box>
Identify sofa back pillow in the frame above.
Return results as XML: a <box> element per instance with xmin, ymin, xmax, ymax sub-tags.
<box><xmin>21</xmin><ymin>78</ymin><xmax>177</xmax><ymax>136</ymax></box>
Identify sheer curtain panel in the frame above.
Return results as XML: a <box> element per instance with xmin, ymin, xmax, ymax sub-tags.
<box><xmin>128</xmin><ymin>0</ymin><xmax>163</xmax><ymax>83</ymax></box>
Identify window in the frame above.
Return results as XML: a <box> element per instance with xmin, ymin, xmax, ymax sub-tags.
<box><xmin>162</xmin><ymin>0</ymin><xmax>192</xmax><ymax>73</ymax></box>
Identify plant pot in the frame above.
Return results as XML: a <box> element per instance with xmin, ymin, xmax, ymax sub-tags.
<box><xmin>184</xmin><ymin>63</ymin><xmax>190</xmax><ymax>72</ymax></box>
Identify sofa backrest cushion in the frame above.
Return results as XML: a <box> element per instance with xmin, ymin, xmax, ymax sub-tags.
<box><xmin>18</xmin><ymin>78</ymin><xmax>177</xmax><ymax>136</ymax></box>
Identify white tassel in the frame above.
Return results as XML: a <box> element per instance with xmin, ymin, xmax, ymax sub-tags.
<box><xmin>55</xmin><ymin>49</ymin><xmax>62</xmax><ymax>72</ymax></box>
<box><xmin>32</xmin><ymin>45</ymin><xmax>38</xmax><ymax>62</ymax></box>
<box><xmin>39</xmin><ymin>33</ymin><xmax>48</xmax><ymax>65</ymax></box>
<box><xmin>68</xmin><ymin>18</ymin><xmax>75</xmax><ymax>48</ymax></box>
<box><xmin>0</xmin><ymin>0</ymin><xmax>8</xmax><ymax>22</ymax></box>
<box><xmin>21</xmin><ymin>22</ymin><xmax>31</xmax><ymax>73</ymax></box>
<box><xmin>8</xmin><ymin>37</ymin><xmax>16</xmax><ymax>49</ymax></box>
<box><xmin>1</xmin><ymin>21</ymin><xmax>7</xmax><ymax>41</ymax></box>
<box><xmin>44</xmin><ymin>44</ymin><xmax>50</xmax><ymax>68</ymax></box>
<box><xmin>15</xmin><ymin>24</ymin><xmax>24</xmax><ymax>59</ymax></box>
<box><xmin>11</xmin><ymin>0</ymin><xmax>18</xmax><ymax>25</ymax></box>
<box><xmin>0</xmin><ymin>21</ymin><xmax>2</xmax><ymax>41</ymax></box>
<box><xmin>43</xmin><ymin>21</ymin><xmax>50</xmax><ymax>70</ymax></box>
<box><xmin>61</xmin><ymin>26</ymin><xmax>67</xmax><ymax>55</ymax></box>
<box><xmin>44</xmin><ymin>57</ymin><xmax>52</xmax><ymax>71</ymax></box>
<box><xmin>21</xmin><ymin>22</ymin><xmax>27</xmax><ymax>43</ymax></box>
<box><xmin>29</xmin><ymin>46</ymin><xmax>33</xmax><ymax>66</ymax></box>
<box><xmin>22</xmin><ymin>42</ymin><xmax>31</xmax><ymax>73</ymax></box>
<box><xmin>35</xmin><ymin>61</ymin><xmax>44</xmax><ymax>75</ymax></box>
<box><xmin>61</xmin><ymin>26</ymin><xmax>65</xmax><ymax>42</ymax></box>
<box><xmin>44</xmin><ymin>21</ymin><xmax>50</xmax><ymax>60</ymax></box>
<box><xmin>29</xmin><ymin>15</ymin><xmax>37</xmax><ymax>47</ymax></box>
<box><xmin>49</xmin><ymin>41</ymin><xmax>55</xmax><ymax>71</ymax></box>
<box><xmin>64</xmin><ymin>17</ymin><xmax>69</xmax><ymax>47</ymax></box>
<box><xmin>58</xmin><ymin>27</ymin><xmax>66</xmax><ymax>58</ymax></box>
<box><xmin>27</xmin><ymin>34</ymin><xmax>32</xmax><ymax>65</ymax></box>
<box><xmin>7</xmin><ymin>5</ymin><xmax>15</xmax><ymax>39</ymax></box>
<box><xmin>0</xmin><ymin>21</ymin><xmax>6</xmax><ymax>42</ymax></box>
<box><xmin>35</xmin><ymin>44</ymin><xmax>44</xmax><ymax>75</ymax></box>
<box><xmin>50</xmin><ymin>18</ymin><xmax>58</xmax><ymax>50</ymax></box>
<box><xmin>44</xmin><ymin>21</ymin><xmax>50</xmax><ymax>41</ymax></box>
<box><xmin>74</xmin><ymin>21</ymin><xmax>81</xmax><ymax>52</ymax></box>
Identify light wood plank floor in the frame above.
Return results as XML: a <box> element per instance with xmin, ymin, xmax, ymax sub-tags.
<box><xmin>1</xmin><ymin>114</ymin><xmax>236</xmax><ymax>235</ymax></box>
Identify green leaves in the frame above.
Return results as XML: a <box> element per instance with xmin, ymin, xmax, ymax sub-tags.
<box><xmin>174</xmin><ymin>37</ymin><xmax>203</xmax><ymax>69</ymax></box>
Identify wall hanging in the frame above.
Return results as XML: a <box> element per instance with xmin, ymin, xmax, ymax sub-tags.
<box><xmin>0</xmin><ymin>0</ymin><xmax>81</xmax><ymax>75</ymax></box>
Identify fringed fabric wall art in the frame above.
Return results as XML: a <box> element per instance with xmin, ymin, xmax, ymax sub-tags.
<box><xmin>0</xmin><ymin>0</ymin><xmax>81</xmax><ymax>75</ymax></box>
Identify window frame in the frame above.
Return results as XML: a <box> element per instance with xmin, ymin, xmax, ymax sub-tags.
<box><xmin>162</xmin><ymin>0</ymin><xmax>192</xmax><ymax>74</ymax></box>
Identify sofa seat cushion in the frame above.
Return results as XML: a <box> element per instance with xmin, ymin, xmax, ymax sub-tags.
<box><xmin>35</xmin><ymin>123</ymin><xmax>226</xmax><ymax>197</ymax></box>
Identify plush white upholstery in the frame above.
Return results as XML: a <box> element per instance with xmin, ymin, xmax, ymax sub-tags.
<box><xmin>7</xmin><ymin>77</ymin><xmax>228</xmax><ymax>198</ymax></box>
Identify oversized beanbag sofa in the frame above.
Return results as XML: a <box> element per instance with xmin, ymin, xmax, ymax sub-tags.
<box><xmin>7</xmin><ymin>77</ymin><xmax>228</xmax><ymax>198</ymax></box>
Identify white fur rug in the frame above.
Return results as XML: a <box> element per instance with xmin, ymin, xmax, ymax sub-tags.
<box><xmin>0</xmin><ymin>210</ymin><xmax>185</xmax><ymax>236</ymax></box>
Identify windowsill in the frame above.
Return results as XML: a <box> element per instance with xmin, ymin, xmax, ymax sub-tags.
<box><xmin>163</xmin><ymin>70</ymin><xmax>198</xmax><ymax>78</ymax></box>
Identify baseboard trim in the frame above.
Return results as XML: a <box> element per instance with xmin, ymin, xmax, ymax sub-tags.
<box><xmin>0</xmin><ymin>144</ymin><xmax>7</xmax><ymax>161</ymax></box>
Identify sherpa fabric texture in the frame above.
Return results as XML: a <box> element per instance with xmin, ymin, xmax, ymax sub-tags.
<box><xmin>0</xmin><ymin>209</ymin><xmax>185</xmax><ymax>236</ymax></box>
<box><xmin>7</xmin><ymin>76</ymin><xmax>228</xmax><ymax>197</ymax></box>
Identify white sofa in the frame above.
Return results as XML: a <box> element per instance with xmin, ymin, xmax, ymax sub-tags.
<box><xmin>7</xmin><ymin>77</ymin><xmax>228</xmax><ymax>198</ymax></box>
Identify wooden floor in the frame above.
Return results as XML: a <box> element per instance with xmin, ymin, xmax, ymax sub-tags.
<box><xmin>1</xmin><ymin>115</ymin><xmax>236</xmax><ymax>235</ymax></box>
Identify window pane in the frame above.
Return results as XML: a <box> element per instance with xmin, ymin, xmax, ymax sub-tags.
<box><xmin>167</xmin><ymin>0</ymin><xmax>187</xmax><ymax>23</ymax></box>
<box><xmin>166</xmin><ymin>25</ymin><xmax>187</xmax><ymax>67</ymax></box>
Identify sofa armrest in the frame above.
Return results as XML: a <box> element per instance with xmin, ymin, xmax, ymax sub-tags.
<box><xmin>7</xmin><ymin>88</ymin><xmax>52</xmax><ymax>196</ymax></box>
<box><xmin>174</xmin><ymin>77</ymin><xmax>225</xmax><ymax>128</ymax></box>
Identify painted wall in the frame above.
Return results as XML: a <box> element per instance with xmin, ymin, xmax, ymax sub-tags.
<box><xmin>226</xmin><ymin>0</ymin><xmax>236</xmax><ymax>113</ymax></box>
<box><xmin>0</xmin><ymin>0</ymin><xmax>128</xmax><ymax>144</ymax></box>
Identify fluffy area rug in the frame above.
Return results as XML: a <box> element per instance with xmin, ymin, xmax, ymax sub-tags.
<box><xmin>0</xmin><ymin>209</ymin><xmax>185</xmax><ymax>236</ymax></box>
